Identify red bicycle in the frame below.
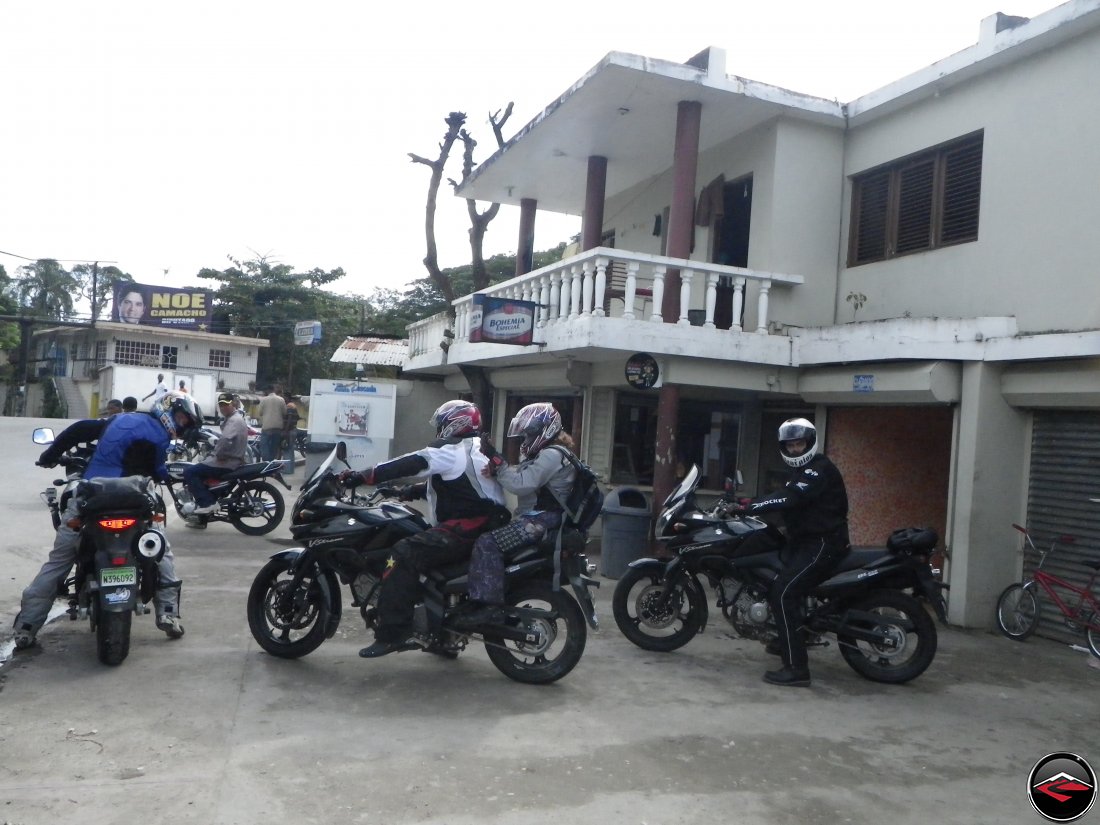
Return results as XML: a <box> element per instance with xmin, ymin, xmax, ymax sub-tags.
<box><xmin>995</xmin><ymin>523</ymin><xmax>1100</xmax><ymax>659</ymax></box>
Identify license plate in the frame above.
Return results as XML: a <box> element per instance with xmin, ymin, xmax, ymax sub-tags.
<box><xmin>101</xmin><ymin>567</ymin><xmax>137</xmax><ymax>587</ymax></box>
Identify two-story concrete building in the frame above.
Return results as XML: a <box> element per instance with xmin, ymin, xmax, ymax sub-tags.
<box><xmin>29</xmin><ymin>321</ymin><xmax>269</xmax><ymax>419</ymax></box>
<box><xmin>400</xmin><ymin>0</ymin><xmax>1100</xmax><ymax>635</ymax></box>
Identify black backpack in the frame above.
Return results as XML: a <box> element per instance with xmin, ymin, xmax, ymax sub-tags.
<box><xmin>546</xmin><ymin>446</ymin><xmax>605</xmax><ymax>533</ymax></box>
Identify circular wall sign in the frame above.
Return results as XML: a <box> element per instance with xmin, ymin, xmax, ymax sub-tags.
<box><xmin>625</xmin><ymin>353</ymin><xmax>660</xmax><ymax>389</ymax></box>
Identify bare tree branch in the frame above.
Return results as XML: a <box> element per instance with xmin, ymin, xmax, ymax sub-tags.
<box><xmin>411</xmin><ymin>112</ymin><xmax>466</xmax><ymax>309</ymax></box>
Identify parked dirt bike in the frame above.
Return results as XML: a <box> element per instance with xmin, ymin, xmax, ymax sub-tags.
<box><xmin>163</xmin><ymin>458</ymin><xmax>289</xmax><ymax>535</ymax></box>
<box><xmin>246</xmin><ymin>443</ymin><xmax>601</xmax><ymax>684</ymax></box>
<box><xmin>33</xmin><ymin>426</ymin><xmax>170</xmax><ymax>666</ymax></box>
<box><xmin>612</xmin><ymin>465</ymin><xmax>946</xmax><ymax>684</ymax></box>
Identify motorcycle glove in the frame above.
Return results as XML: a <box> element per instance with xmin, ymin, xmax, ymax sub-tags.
<box><xmin>479</xmin><ymin>436</ymin><xmax>505</xmax><ymax>469</ymax></box>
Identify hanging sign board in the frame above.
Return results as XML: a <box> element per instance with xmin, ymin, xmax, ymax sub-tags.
<box><xmin>468</xmin><ymin>295</ymin><xmax>537</xmax><ymax>345</ymax></box>
<box><xmin>294</xmin><ymin>320</ymin><xmax>322</xmax><ymax>346</ymax></box>
<box><xmin>112</xmin><ymin>282</ymin><xmax>214</xmax><ymax>330</ymax></box>
<box><xmin>625</xmin><ymin>353</ymin><xmax>661</xmax><ymax>389</ymax></box>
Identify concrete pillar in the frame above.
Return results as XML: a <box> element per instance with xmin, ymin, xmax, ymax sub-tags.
<box><xmin>947</xmin><ymin>361</ymin><xmax>1028</xmax><ymax>627</ymax></box>
<box><xmin>516</xmin><ymin>198</ymin><xmax>537</xmax><ymax>277</ymax></box>
<box><xmin>581</xmin><ymin>156</ymin><xmax>607</xmax><ymax>251</ymax></box>
<box><xmin>653</xmin><ymin>101</ymin><xmax>701</xmax><ymax>515</ymax></box>
<box><xmin>663</xmin><ymin>100</ymin><xmax>701</xmax><ymax>321</ymax></box>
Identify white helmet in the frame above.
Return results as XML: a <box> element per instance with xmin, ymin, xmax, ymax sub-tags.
<box><xmin>778</xmin><ymin>417</ymin><xmax>818</xmax><ymax>468</ymax></box>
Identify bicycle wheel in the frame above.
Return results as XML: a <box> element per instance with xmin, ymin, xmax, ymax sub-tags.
<box><xmin>995</xmin><ymin>583</ymin><xmax>1040</xmax><ymax>640</ymax></box>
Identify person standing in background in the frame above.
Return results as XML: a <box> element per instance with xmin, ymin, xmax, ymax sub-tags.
<box><xmin>281</xmin><ymin>393</ymin><xmax>300</xmax><ymax>475</ymax></box>
<box><xmin>257</xmin><ymin>386</ymin><xmax>286</xmax><ymax>462</ymax></box>
<box><xmin>142</xmin><ymin>374</ymin><xmax>168</xmax><ymax>405</ymax></box>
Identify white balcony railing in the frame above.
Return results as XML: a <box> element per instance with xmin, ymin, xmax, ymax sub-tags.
<box><xmin>407</xmin><ymin>247</ymin><xmax>802</xmax><ymax>358</ymax></box>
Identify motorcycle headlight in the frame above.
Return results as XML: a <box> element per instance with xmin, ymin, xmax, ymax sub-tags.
<box><xmin>135</xmin><ymin>529</ymin><xmax>168</xmax><ymax>561</ymax></box>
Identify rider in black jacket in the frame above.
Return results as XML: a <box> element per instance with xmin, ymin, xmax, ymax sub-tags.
<box><xmin>338</xmin><ymin>400</ymin><xmax>506</xmax><ymax>659</ymax></box>
<box><xmin>740</xmin><ymin>418</ymin><xmax>849</xmax><ymax>688</ymax></box>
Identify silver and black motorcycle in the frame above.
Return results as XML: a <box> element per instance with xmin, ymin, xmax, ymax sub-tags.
<box><xmin>612</xmin><ymin>464</ymin><xmax>946</xmax><ymax>684</ymax></box>
<box><xmin>246</xmin><ymin>443</ymin><xmax>600</xmax><ymax>684</ymax></box>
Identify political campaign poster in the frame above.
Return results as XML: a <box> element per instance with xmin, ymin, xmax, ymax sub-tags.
<box><xmin>112</xmin><ymin>282</ymin><xmax>214</xmax><ymax>329</ymax></box>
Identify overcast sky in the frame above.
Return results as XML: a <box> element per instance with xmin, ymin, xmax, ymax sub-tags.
<box><xmin>0</xmin><ymin>0</ymin><xmax>1060</xmax><ymax>302</ymax></box>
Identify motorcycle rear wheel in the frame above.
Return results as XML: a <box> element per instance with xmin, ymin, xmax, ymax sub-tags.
<box><xmin>483</xmin><ymin>584</ymin><xmax>586</xmax><ymax>685</ymax></box>
<box><xmin>994</xmin><ymin>583</ymin><xmax>1040</xmax><ymax>640</ymax></box>
<box><xmin>230</xmin><ymin>481</ymin><xmax>285</xmax><ymax>536</ymax></box>
<box><xmin>247</xmin><ymin>558</ymin><xmax>330</xmax><ymax>658</ymax></box>
<box><xmin>1086</xmin><ymin>624</ymin><xmax>1100</xmax><ymax>660</ymax></box>
<box><xmin>837</xmin><ymin>590</ymin><xmax>937</xmax><ymax>684</ymax></box>
<box><xmin>612</xmin><ymin>566</ymin><xmax>704</xmax><ymax>652</ymax></box>
<box><xmin>96</xmin><ymin>609</ymin><xmax>132</xmax><ymax>666</ymax></box>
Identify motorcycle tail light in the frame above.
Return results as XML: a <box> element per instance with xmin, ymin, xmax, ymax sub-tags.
<box><xmin>111</xmin><ymin>556</ymin><xmax>128</xmax><ymax>566</ymax></box>
<box><xmin>98</xmin><ymin>517</ymin><xmax>138</xmax><ymax>532</ymax></box>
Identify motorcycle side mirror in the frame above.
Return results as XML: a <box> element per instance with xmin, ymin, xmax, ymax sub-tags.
<box><xmin>32</xmin><ymin>427</ymin><xmax>55</xmax><ymax>445</ymax></box>
<box><xmin>335</xmin><ymin>441</ymin><xmax>348</xmax><ymax>465</ymax></box>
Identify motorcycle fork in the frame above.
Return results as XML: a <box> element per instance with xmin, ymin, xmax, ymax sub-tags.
<box><xmin>654</xmin><ymin>557</ymin><xmax>690</xmax><ymax>610</ymax></box>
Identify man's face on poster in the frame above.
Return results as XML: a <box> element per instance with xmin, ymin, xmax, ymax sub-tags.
<box><xmin>118</xmin><ymin>291</ymin><xmax>145</xmax><ymax>324</ymax></box>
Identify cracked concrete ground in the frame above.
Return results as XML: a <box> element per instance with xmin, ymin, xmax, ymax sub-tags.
<box><xmin>2</xmin><ymin>417</ymin><xmax>1097</xmax><ymax>825</ymax></box>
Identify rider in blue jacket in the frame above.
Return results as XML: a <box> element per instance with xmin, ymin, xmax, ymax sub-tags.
<box><xmin>12</xmin><ymin>393</ymin><xmax>199</xmax><ymax>650</ymax></box>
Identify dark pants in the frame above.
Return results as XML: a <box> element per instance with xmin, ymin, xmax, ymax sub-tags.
<box><xmin>374</xmin><ymin>517</ymin><xmax>489</xmax><ymax>642</ymax></box>
<box><xmin>770</xmin><ymin>531</ymin><xmax>849</xmax><ymax>671</ymax></box>
<box><xmin>183</xmin><ymin>462</ymin><xmax>235</xmax><ymax>507</ymax></box>
<box><xmin>467</xmin><ymin>511</ymin><xmax>562</xmax><ymax>605</ymax></box>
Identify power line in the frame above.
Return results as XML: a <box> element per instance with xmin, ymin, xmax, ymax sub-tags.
<box><xmin>0</xmin><ymin>248</ymin><xmax>116</xmax><ymax>264</ymax></box>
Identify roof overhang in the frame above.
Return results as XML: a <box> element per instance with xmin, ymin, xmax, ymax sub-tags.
<box><xmin>457</xmin><ymin>49</ymin><xmax>843</xmax><ymax>214</ymax></box>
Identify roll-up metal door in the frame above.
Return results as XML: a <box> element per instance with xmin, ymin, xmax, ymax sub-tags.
<box><xmin>1025</xmin><ymin>411</ymin><xmax>1100</xmax><ymax>645</ymax></box>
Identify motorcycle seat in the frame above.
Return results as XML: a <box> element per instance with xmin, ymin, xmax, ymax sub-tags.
<box><xmin>222</xmin><ymin>463</ymin><xmax>269</xmax><ymax>480</ymax></box>
<box><xmin>833</xmin><ymin>548</ymin><xmax>891</xmax><ymax>573</ymax></box>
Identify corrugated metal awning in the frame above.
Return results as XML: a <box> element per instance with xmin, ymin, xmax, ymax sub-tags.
<box><xmin>330</xmin><ymin>336</ymin><xmax>408</xmax><ymax>367</ymax></box>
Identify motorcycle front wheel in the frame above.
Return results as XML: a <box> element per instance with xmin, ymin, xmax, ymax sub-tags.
<box><xmin>230</xmin><ymin>481</ymin><xmax>285</xmax><ymax>536</ymax></box>
<box><xmin>994</xmin><ymin>583</ymin><xmax>1040</xmax><ymax>640</ymax></box>
<box><xmin>96</xmin><ymin>609</ymin><xmax>132</xmax><ymax>666</ymax></box>
<box><xmin>612</xmin><ymin>566</ymin><xmax>704</xmax><ymax>652</ymax></box>
<box><xmin>837</xmin><ymin>590</ymin><xmax>937</xmax><ymax>684</ymax></box>
<box><xmin>247</xmin><ymin>558</ymin><xmax>331</xmax><ymax>658</ymax></box>
<box><xmin>483</xmin><ymin>584</ymin><xmax>586</xmax><ymax>685</ymax></box>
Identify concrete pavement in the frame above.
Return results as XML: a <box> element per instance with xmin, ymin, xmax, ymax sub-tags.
<box><xmin>1</xmin><ymin>416</ymin><xmax>1098</xmax><ymax>825</ymax></box>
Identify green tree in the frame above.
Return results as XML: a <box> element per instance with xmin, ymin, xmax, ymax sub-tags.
<box><xmin>197</xmin><ymin>256</ymin><xmax>362</xmax><ymax>395</ymax></box>
<box><xmin>71</xmin><ymin>263</ymin><xmax>134</xmax><ymax>321</ymax></box>
<box><xmin>0</xmin><ymin>263</ymin><xmax>20</xmax><ymax>366</ymax></box>
<box><xmin>13</xmin><ymin>259</ymin><xmax>79</xmax><ymax>320</ymax></box>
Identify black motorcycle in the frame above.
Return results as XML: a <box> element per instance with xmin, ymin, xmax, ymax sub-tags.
<box><xmin>163</xmin><ymin>458</ymin><xmax>288</xmax><ymax>535</ymax></box>
<box><xmin>33</xmin><ymin>428</ymin><xmax>170</xmax><ymax>666</ymax></box>
<box><xmin>246</xmin><ymin>443</ymin><xmax>600</xmax><ymax>684</ymax></box>
<box><xmin>612</xmin><ymin>465</ymin><xmax>946</xmax><ymax>684</ymax></box>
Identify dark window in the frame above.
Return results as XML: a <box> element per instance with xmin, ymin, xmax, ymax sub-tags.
<box><xmin>209</xmin><ymin>348</ymin><xmax>231</xmax><ymax>369</ymax></box>
<box><xmin>849</xmin><ymin>131</ymin><xmax>983</xmax><ymax>266</ymax></box>
<box><xmin>611</xmin><ymin>394</ymin><xmax>742</xmax><ymax>489</ymax></box>
<box><xmin>161</xmin><ymin>346</ymin><xmax>178</xmax><ymax>370</ymax></box>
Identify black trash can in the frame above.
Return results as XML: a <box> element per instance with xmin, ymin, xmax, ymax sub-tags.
<box><xmin>600</xmin><ymin>487</ymin><xmax>651</xmax><ymax>579</ymax></box>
